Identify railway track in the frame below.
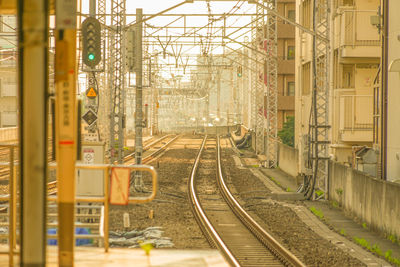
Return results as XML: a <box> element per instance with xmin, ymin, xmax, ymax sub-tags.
<box><xmin>189</xmin><ymin>135</ymin><xmax>305</xmax><ymax>267</ymax></box>
<box><xmin>123</xmin><ymin>134</ymin><xmax>172</xmax><ymax>163</ymax></box>
<box><xmin>124</xmin><ymin>134</ymin><xmax>180</xmax><ymax>165</ymax></box>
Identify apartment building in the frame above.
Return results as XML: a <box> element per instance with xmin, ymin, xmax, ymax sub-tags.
<box><xmin>384</xmin><ymin>0</ymin><xmax>400</xmax><ymax>182</ymax></box>
<box><xmin>295</xmin><ymin>0</ymin><xmax>381</xmax><ymax>174</ymax></box>
<box><xmin>0</xmin><ymin>15</ymin><xmax>17</xmax><ymax>128</ymax></box>
<box><xmin>277</xmin><ymin>0</ymin><xmax>296</xmax><ymax>130</ymax></box>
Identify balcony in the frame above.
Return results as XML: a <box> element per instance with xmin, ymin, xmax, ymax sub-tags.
<box><xmin>278</xmin><ymin>95</ymin><xmax>294</xmax><ymax>111</ymax></box>
<box><xmin>339</xmin><ymin>94</ymin><xmax>373</xmax><ymax>142</ymax></box>
<box><xmin>278</xmin><ymin>58</ymin><xmax>294</xmax><ymax>74</ymax></box>
<box><xmin>277</xmin><ymin>23</ymin><xmax>295</xmax><ymax>39</ymax></box>
<box><xmin>335</xmin><ymin>9</ymin><xmax>381</xmax><ymax>58</ymax></box>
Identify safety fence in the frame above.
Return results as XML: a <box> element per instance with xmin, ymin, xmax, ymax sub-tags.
<box><xmin>0</xmin><ymin>144</ymin><xmax>157</xmax><ymax>266</ymax></box>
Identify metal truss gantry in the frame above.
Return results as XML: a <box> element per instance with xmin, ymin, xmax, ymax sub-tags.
<box><xmin>264</xmin><ymin>0</ymin><xmax>278</xmax><ymax>168</ymax></box>
<box><xmin>97</xmin><ymin>0</ymin><xmax>110</xmax><ymax>148</ymax></box>
<box><xmin>308</xmin><ymin>0</ymin><xmax>331</xmax><ymax>199</ymax></box>
<box><xmin>109</xmin><ymin>0</ymin><xmax>126</xmax><ymax>163</ymax></box>
<box><xmin>252</xmin><ymin>1</ymin><xmax>266</xmax><ymax>156</ymax></box>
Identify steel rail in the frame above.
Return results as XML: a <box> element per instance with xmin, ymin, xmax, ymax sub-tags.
<box><xmin>141</xmin><ymin>135</ymin><xmax>180</xmax><ymax>164</ymax></box>
<box><xmin>123</xmin><ymin>134</ymin><xmax>174</xmax><ymax>162</ymax></box>
<box><xmin>216</xmin><ymin>136</ymin><xmax>305</xmax><ymax>267</ymax></box>
<box><xmin>188</xmin><ymin>135</ymin><xmax>240</xmax><ymax>266</ymax></box>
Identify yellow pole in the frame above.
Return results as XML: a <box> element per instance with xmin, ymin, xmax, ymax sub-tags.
<box><xmin>55</xmin><ymin>1</ymin><xmax>78</xmax><ymax>265</ymax></box>
<box><xmin>9</xmin><ymin>146</ymin><xmax>14</xmax><ymax>267</ymax></box>
<box><xmin>104</xmin><ymin>168</ymin><xmax>109</xmax><ymax>252</ymax></box>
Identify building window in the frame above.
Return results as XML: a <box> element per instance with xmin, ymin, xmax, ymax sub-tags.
<box><xmin>288</xmin><ymin>10</ymin><xmax>295</xmax><ymax>22</ymax></box>
<box><xmin>302</xmin><ymin>62</ymin><xmax>311</xmax><ymax>95</ymax></box>
<box><xmin>287</xmin><ymin>82</ymin><xmax>295</xmax><ymax>96</ymax></box>
<box><xmin>340</xmin><ymin>0</ymin><xmax>354</xmax><ymax>6</ymax></box>
<box><xmin>333</xmin><ymin>0</ymin><xmax>354</xmax><ymax>9</ymax></box>
<box><xmin>341</xmin><ymin>64</ymin><xmax>355</xmax><ymax>88</ymax></box>
<box><xmin>301</xmin><ymin>0</ymin><xmax>312</xmax><ymax>29</ymax></box>
<box><xmin>287</xmin><ymin>46</ymin><xmax>295</xmax><ymax>60</ymax></box>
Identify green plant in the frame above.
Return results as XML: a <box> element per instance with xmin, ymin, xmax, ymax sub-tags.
<box><xmin>270</xmin><ymin>177</ymin><xmax>281</xmax><ymax>186</ymax></box>
<box><xmin>388</xmin><ymin>234</ymin><xmax>397</xmax><ymax>244</ymax></box>
<box><xmin>353</xmin><ymin>237</ymin><xmax>371</xmax><ymax>250</ymax></box>
<box><xmin>331</xmin><ymin>201</ymin><xmax>339</xmax><ymax>208</ymax></box>
<box><xmin>335</xmin><ymin>188</ymin><xmax>343</xmax><ymax>196</ymax></box>
<box><xmin>309</xmin><ymin>206</ymin><xmax>324</xmax><ymax>220</ymax></box>
<box><xmin>315</xmin><ymin>190</ymin><xmax>324</xmax><ymax>197</ymax></box>
<box><xmin>362</xmin><ymin>222</ymin><xmax>367</xmax><ymax>229</ymax></box>
<box><xmin>384</xmin><ymin>250</ymin><xmax>400</xmax><ymax>267</ymax></box>
<box><xmin>371</xmin><ymin>244</ymin><xmax>383</xmax><ymax>256</ymax></box>
<box><xmin>339</xmin><ymin>229</ymin><xmax>346</xmax><ymax>236</ymax></box>
<box><xmin>385</xmin><ymin>250</ymin><xmax>393</xmax><ymax>260</ymax></box>
<box><xmin>278</xmin><ymin>116</ymin><xmax>294</xmax><ymax>147</ymax></box>
<box><xmin>353</xmin><ymin>237</ymin><xmax>400</xmax><ymax>266</ymax></box>
<box><xmin>286</xmin><ymin>187</ymin><xmax>292</xmax><ymax>192</ymax></box>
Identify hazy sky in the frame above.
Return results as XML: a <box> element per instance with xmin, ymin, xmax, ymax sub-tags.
<box><xmin>79</xmin><ymin>0</ymin><xmax>257</xmax><ymax>84</ymax></box>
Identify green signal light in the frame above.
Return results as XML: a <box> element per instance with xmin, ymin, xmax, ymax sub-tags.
<box><xmin>88</xmin><ymin>53</ymin><xmax>95</xmax><ymax>61</ymax></box>
<box><xmin>237</xmin><ymin>73</ymin><xmax>242</xmax><ymax>77</ymax></box>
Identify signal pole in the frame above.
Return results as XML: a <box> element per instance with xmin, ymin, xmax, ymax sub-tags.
<box><xmin>81</xmin><ymin>16</ymin><xmax>102</xmax><ymax>140</ymax></box>
<box><xmin>82</xmin><ymin>0</ymin><xmax>101</xmax><ymax>141</ymax></box>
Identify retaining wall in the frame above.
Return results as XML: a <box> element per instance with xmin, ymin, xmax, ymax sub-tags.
<box><xmin>277</xmin><ymin>143</ymin><xmax>299</xmax><ymax>178</ymax></box>
<box><xmin>329</xmin><ymin>160</ymin><xmax>400</xmax><ymax>238</ymax></box>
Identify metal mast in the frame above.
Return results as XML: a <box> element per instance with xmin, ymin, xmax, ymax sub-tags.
<box><xmin>308</xmin><ymin>0</ymin><xmax>331</xmax><ymax>199</ymax></box>
<box><xmin>251</xmin><ymin>19</ymin><xmax>257</xmax><ymax>131</ymax></box>
<box><xmin>109</xmin><ymin>0</ymin><xmax>126</xmax><ymax>163</ymax></box>
<box><xmin>97</xmin><ymin>0</ymin><xmax>109</xmax><ymax>147</ymax></box>
<box><xmin>265</xmin><ymin>0</ymin><xmax>278</xmax><ymax>167</ymax></box>
<box><xmin>254</xmin><ymin>2</ymin><xmax>265</xmax><ymax>154</ymax></box>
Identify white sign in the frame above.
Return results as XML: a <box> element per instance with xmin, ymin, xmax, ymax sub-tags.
<box><xmin>110</xmin><ymin>168</ymin><xmax>130</xmax><ymax>205</ymax></box>
<box><xmin>83</xmin><ymin>148</ymin><xmax>95</xmax><ymax>164</ymax></box>
<box><xmin>56</xmin><ymin>0</ymin><xmax>77</xmax><ymax>29</ymax></box>
<box><xmin>84</xmin><ymin>133</ymin><xmax>99</xmax><ymax>142</ymax></box>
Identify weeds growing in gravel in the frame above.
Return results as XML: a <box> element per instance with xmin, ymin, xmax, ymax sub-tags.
<box><xmin>387</xmin><ymin>234</ymin><xmax>399</xmax><ymax>245</ymax></box>
<box><xmin>286</xmin><ymin>187</ymin><xmax>292</xmax><ymax>192</ymax></box>
<box><xmin>269</xmin><ymin>176</ymin><xmax>281</xmax><ymax>186</ymax></box>
<box><xmin>362</xmin><ymin>222</ymin><xmax>368</xmax><ymax>229</ymax></box>
<box><xmin>353</xmin><ymin>237</ymin><xmax>400</xmax><ymax>266</ymax></box>
<box><xmin>309</xmin><ymin>206</ymin><xmax>324</xmax><ymax>220</ymax></box>
<box><xmin>339</xmin><ymin>229</ymin><xmax>346</xmax><ymax>236</ymax></box>
<box><xmin>331</xmin><ymin>200</ymin><xmax>339</xmax><ymax>208</ymax></box>
<box><xmin>388</xmin><ymin>235</ymin><xmax>396</xmax><ymax>243</ymax></box>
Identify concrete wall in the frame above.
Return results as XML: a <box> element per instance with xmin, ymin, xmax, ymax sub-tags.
<box><xmin>278</xmin><ymin>142</ymin><xmax>299</xmax><ymax>177</ymax></box>
<box><xmin>387</xmin><ymin>0</ymin><xmax>400</xmax><ymax>182</ymax></box>
<box><xmin>329</xmin><ymin>161</ymin><xmax>400</xmax><ymax>238</ymax></box>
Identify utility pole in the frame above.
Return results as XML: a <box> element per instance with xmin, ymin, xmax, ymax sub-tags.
<box><xmin>134</xmin><ymin>8</ymin><xmax>144</xmax><ymax>190</ymax></box>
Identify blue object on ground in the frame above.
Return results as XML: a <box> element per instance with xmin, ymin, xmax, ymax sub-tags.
<box><xmin>47</xmin><ymin>228</ymin><xmax>92</xmax><ymax>246</ymax></box>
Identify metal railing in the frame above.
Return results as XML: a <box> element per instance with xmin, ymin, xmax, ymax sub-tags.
<box><xmin>339</xmin><ymin>10</ymin><xmax>380</xmax><ymax>47</ymax></box>
<box><xmin>0</xmin><ymin>158</ymin><xmax>157</xmax><ymax>266</ymax></box>
<box><xmin>339</xmin><ymin>94</ymin><xmax>373</xmax><ymax>132</ymax></box>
